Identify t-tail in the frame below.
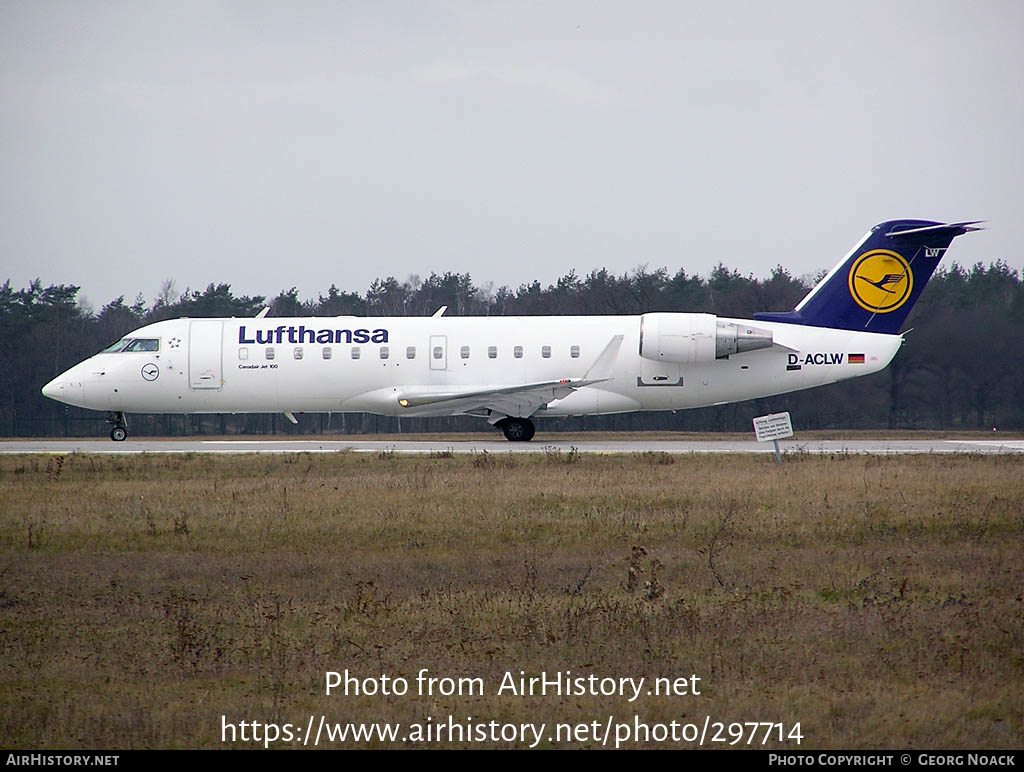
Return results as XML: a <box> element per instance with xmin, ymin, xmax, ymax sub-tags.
<box><xmin>754</xmin><ymin>219</ymin><xmax>982</xmax><ymax>334</ymax></box>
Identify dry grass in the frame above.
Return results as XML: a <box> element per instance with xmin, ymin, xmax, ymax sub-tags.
<box><xmin>1</xmin><ymin>451</ymin><xmax>1022</xmax><ymax>749</ymax></box>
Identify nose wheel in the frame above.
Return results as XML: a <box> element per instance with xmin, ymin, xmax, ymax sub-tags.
<box><xmin>108</xmin><ymin>412</ymin><xmax>128</xmax><ymax>442</ymax></box>
<box><xmin>499</xmin><ymin>417</ymin><xmax>535</xmax><ymax>442</ymax></box>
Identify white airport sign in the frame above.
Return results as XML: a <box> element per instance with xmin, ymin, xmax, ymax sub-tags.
<box><xmin>753</xmin><ymin>412</ymin><xmax>794</xmax><ymax>442</ymax></box>
<box><xmin>753</xmin><ymin>412</ymin><xmax>793</xmax><ymax>463</ymax></box>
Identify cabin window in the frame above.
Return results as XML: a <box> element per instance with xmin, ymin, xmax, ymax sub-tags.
<box><xmin>433</xmin><ymin>346</ymin><xmax>443</xmax><ymax>360</ymax></box>
<box><xmin>351</xmin><ymin>346</ymin><xmax>361</xmax><ymax>359</ymax></box>
<box><xmin>488</xmin><ymin>346</ymin><xmax>497</xmax><ymax>359</ymax></box>
<box><xmin>460</xmin><ymin>345</ymin><xmax>470</xmax><ymax>359</ymax></box>
<box><xmin>570</xmin><ymin>345</ymin><xmax>580</xmax><ymax>358</ymax></box>
<box><xmin>238</xmin><ymin>347</ymin><xmax>248</xmax><ymax>360</ymax></box>
<box><xmin>265</xmin><ymin>347</ymin><xmax>275</xmax><ymax>360</ymax></box>
<box><xmin>322</xmin><ymin>347</ymin><xmax>332</xmax><ymax>360</ymax></box>
<box><xmin>294</xmin><ymin>347</ymin><xmax>304</xmax><ymax>360</ymax></box>
<box><xmin>380</xmin><ymin>346</ymin><xmax>389</xmax><ymax>360</ymax></box>
<box><xmin>541</xmin><ymin>345</ymin><xmax>551</xmax><ymax>358</ymax></box>
<box><xmin>514</xmin><ymin>345</ymin><xmax>523</xmax><ymax>359</ymax></box>
<box><xmin>406</xmin><ymin>346</ymin><xmax>416</xmax><ymax>359</ymax></box>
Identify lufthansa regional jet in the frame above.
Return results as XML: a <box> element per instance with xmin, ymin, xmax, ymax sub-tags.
<box><xmin>42</xmin><ymin>219</ymin><xmax>979</xmax><ymax>441</ymax></box>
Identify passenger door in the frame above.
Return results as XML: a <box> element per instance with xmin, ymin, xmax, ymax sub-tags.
<box><xmin>188</xmin><ymin>320</ymin><xmax>224</xmax><ymax>389</ymax></box>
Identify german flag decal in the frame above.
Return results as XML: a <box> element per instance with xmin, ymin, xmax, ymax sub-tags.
<box><xmin>848</xmin><ymin>353</ymin><xmax>866</xmax><ymax>364</ymax></box>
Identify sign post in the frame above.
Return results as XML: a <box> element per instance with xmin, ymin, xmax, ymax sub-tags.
<box><xmin>752</xmin><ymin>411</ymin><xmax>793</xmax><ymax>464</ymax></box>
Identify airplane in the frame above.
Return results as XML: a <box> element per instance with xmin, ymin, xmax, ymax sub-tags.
<box><xmin>41</xmin><ymin>219</ymin><xmax>980</xmax><ymax>442</ymax></box>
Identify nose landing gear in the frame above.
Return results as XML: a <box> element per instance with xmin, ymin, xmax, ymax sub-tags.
<box><xmin>108</xmin><ymin>412</ymin><xmax>128</xmax><ymax>441</ymax></box>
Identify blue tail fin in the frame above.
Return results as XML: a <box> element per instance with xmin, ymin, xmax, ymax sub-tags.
<box><xmin>754</xmin><ymin>219</ymin><xmax>981</xmax><ymax>333</ymax></box>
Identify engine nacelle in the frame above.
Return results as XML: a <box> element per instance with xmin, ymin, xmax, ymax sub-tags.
<box><xmin>639</xmin><ymin>313</ymin><xmax>773</xmax><ymax>364</ymax></box>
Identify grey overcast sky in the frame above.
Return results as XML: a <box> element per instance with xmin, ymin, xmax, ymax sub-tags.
<box><xmin>2</xmin><ymin>1</ymin><xmax>1022</xmax><ymax>310</ymax></box>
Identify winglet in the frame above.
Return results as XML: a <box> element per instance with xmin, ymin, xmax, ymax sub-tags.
<box><xmin>583</xmin><ymin>334</ymin><xmax>624</xmax><ymax>381</ymax></box>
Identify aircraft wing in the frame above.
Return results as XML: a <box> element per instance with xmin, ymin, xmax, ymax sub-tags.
<box><xmin>396</xmin><ymin>335</ymin><xmax>624</xmax><ymax>418</ymax></box>
<box><xmin>398</xmin><ymin>377</ymin><xmax>600</xmax><ymax>415</ymax></box>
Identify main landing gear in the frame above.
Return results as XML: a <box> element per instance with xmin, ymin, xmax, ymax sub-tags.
<box><xmin>108</xmin><ymin>411</ymin><xmax>128</xmax><ymax>442</ymax></box>
<box><xmin>498</xmin><ymin>417</ymin><xmax>535</xmax><ymax>442</ymax></box>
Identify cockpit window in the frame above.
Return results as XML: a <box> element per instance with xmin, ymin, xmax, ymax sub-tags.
<box><xmin>124</xmin><ymin>339</ymin><xmax>160</xmax><ymax>352</ymax></box>
<box><xmin>100</xmin><ymin>338</ymin><xmax>131</xmax><ymax>353</ymax></box>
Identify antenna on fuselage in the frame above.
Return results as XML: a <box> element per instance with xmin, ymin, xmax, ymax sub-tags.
<box><xmin>432</xmin><ymin>306</ymin><xmax>447</xmax><ymax>317</ymax></box>
<box><xmin>255</xmin><ymin>307</ymin><xmax>269</xmax><ymax>318</ymax></box>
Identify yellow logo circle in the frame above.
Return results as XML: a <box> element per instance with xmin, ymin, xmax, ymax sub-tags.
<box><xmin>848</xmin><ymin>250</ymin><xmax>913</xmax><ymax>313</ymax></box>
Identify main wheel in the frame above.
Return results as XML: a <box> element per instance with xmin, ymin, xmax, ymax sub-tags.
<box><xmin>110</xmin><ymin>426</ymin><xmax>128</xmax><ymax>442</ymax></box>
<box><xmin>501</xmin><ymin>417</ymin><xmax>535</xmax><ymax>442</ymax></box>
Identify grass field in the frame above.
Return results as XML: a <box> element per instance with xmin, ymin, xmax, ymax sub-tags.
<box><xmin>1</xmin><ymin>449</ymin><xmax>1022</xmax><ymax>749</ymax></box>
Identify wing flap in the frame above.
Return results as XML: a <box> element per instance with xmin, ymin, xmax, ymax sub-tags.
<box><xmin>399</xmin><ymin>378</ymin><xmax>585</xmax><ymax>411</ymax></box>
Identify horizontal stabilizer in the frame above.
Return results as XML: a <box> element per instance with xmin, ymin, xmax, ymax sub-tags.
<box><xmin>885</xmin><ymin>221</ymin><xmax>984</xmax><ymax>238</ymax></box>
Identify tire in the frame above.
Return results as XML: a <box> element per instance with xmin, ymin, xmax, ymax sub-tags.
<box><xmin>501</xmin><ymin>417</ymin><xmax>535</xmax><ymax>442</ymax></box>
<box><xmin>110</xmin><ymin>426</ymin><xmax>128</xmax><ymax>442</ymax></box>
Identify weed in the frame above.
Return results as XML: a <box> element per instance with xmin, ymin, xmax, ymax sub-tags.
<box><xmin>563</xmin><ymin>565</ymin><xmax>593</xmax><ymax>596</ymax></box>
<box><xmin>543</xmin><ymin>445</ymin><xmax>580</xmax><ymax>465</ymax></box>
<box><xmin>640</xmin><ymin>451</ymin><xmax>675</xmax><ymax>465</ymax></box>
<box><xmin>625</xmin><ymin>545</ymin><xmax>647</xmax><ymax>594</ymax></box>
<box><xmin>45</xmin><ymin>455</ymin><xmax>65</xmax><ymax>481</ymax></box>
<box><xmin>705</xmin><ymin>500</ymin><xmax>738</xmax><ymax>588</ymax></box>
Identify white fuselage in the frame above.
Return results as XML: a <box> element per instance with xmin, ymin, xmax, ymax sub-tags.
<box><xmin>43</xmin><ymin>313</ymin><xmax>902</xmax><ymax>420</ymax></box>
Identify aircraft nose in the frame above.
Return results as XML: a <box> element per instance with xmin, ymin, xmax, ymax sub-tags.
<box><xmin>42</xmin><ymin>373</ymin><xmax>86</xmax><ymax>406</ymax></box>
<box><xmin>42</xmin><ymin>376</ymin><xmax>65</xmax><ymax>400</ymax></box>
<box><xmin>42</xmin><ymin>363</ymin><xmax>107</xmax><ymax>409</ymax></box>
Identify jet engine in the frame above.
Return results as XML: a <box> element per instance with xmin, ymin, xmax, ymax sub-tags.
<box><xmin>639</xmin><ymin>313</ymin><xmax>773</xmax><ymax>363</ymax></box>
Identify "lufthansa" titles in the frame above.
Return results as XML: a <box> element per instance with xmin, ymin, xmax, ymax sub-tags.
<box><xmin>238</xmin><ymin>325</ymin><xmax>388</xmax><ymax>345</ymax></box>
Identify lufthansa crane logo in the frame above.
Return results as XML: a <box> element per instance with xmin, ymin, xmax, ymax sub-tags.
<box><xmin>141</xmin><ymin>363</ymin><xmax>160</xmax><ymax>381</ymax></box>
<box><xmin>848</xmin><ymin>250</ymin><xmax>913</xmax><ymax>313</ymax></box>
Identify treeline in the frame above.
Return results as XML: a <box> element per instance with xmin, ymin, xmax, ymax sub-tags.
<box><xmin>2</xmin><ymin>260</ymin><xmax>1023</xmax><ymax>437</ymax></box>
